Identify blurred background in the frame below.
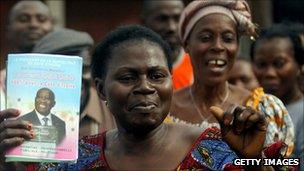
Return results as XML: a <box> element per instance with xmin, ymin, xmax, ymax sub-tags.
<box><xmin>1</xmin><ymin>0</ymin><xmax>303</xmax><ymax>70</ymax></box>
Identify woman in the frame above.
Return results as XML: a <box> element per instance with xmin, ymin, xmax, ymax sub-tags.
<box><xmin>167</xmin><ymin>0</ymin><xmax>294</xmax><ymax>156</ymax></box>
<box><xmin>0</xmin><ymin>25</ymin><xmax>271</xmax><ymax>170</ymax></box>
<box><xmin>251</xmin><ymin>23</ymin><xmax>304</xmax><ymax>169</ymax></box>
<box><xmin>228</xmin><ymin>58</ymin><xmax>259</xmax><ymax>91</ymax></box>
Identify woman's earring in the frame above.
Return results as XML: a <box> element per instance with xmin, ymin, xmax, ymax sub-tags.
<box><xmin>105</xmin><ymin>100</ymin><xmax>108</xmax><ymax>107</ymax></box>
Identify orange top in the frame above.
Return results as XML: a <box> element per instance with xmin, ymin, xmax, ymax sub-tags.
<box><xmin>172</xmin><ymin>53</ymin><xmax>193</xmax><ymax>90</ymax></box>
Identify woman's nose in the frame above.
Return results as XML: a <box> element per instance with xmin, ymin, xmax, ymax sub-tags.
<box><xmin>211</xmin><ymin>38</ymin><xmax>225</xmax><ymax>52</ymax></box>
<box><xmin>264</xmin><ymin>66</ymin><xmax>278</xmax><ymax>79</ymax></box>
<box><xmin>29</xmin><ymin>17</ymin><xmax>40</xmax><ymax>29</ymax></box>
<box><xmin>133</xmin><ymin>77</ymin><xmax>156</xmax><ymax>95</ymax></box>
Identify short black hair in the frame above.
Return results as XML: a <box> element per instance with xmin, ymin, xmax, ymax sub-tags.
<box><xmin>250</xmin><ymin>23</ymin><xmax>304</xmax><ymax>65</ymax></box>
<box><xmin>8</xmin><ymin>0</ymin><xmax>52</xmax><ymax>25</ymax></box>
<box><xmin>36</xmin><ymin>87</ymin><xmax>55</xmax><ymax>101</ymax></box>
<box><xmin>140</xmin><ymin>0</ymin><xmax>184</xmax><ymax>20</ymax></box>
<box><xmin>91</xmin><ymin>25</ymin><xmax>173</xmax><ymax>80</ymax></box>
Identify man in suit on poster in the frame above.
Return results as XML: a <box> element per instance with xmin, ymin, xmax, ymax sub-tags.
<box><xmin>20</xmin><ymin>87</ymin><xmax>66</xmax><ymax>145</ymax></box>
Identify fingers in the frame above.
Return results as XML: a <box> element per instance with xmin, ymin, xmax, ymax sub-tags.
<box><xmin>233</xmin><ymin>107</ymin><xmax>252</xmax><ymax>135</ymax></box>
<box><xmin>0</xmin><ymin>109</ymin><xmax>20</xmax><ymax>122</ymax></box>
<box><xmin>0</xmin><ymin>119</ymin><xmax>32</xmax><ymax>133</ymax></box>
<box><xmin>209</xmin><ymin>106</ymin><xmax>224</xmax><ymax>121</ymax></box>
<box><xmin>210</xmin><ymin>105</ymin><xmax>238</xmax><ymax>127</ymax></box>
<box><xmin>210</xmin><ymin>105</ymin><xmax>235</xmax><ymax>136</ymax></box>
<box><xmin>0</xmin><ymin>114</ymin><xmax>34</xmax><ymax>155</ymax></box>
<box><xmin>0</xmin><ymin>137</ymin><xmax>25</xmax><ymax>153</ymax></box>
<box><xmin>0</xmin><ymin>128</ymin><xmax>34</xmax><ymax>142</ymax></box>
<box><xmin>210</xmin><ymin>105</ymin><xmax>266</xmax><ymax>131</ymax></box>
<box><xmin>211</xmin><ymin>105</ymin><xmax>268</xmax><ymax>158</ymax></box>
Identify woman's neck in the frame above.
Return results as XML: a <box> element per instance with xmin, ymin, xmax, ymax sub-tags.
<box><xmin>282</xmin><ymin>85</ymin><xmax>303</xmax><ymax>105</ymax></box>
<box><xmin>191</xmin><ymin>80</ymin><xmax>230</xmax><ymax>107</ymax></box>
<box><xmin>116</xmin><ymin>124</ymin><xmax>168</xmax><ymax>154</ymax></box>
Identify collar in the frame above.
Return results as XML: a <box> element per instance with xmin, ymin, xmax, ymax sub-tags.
<box><xmin>35</xmin><ymin>109</ymin><xmax>52</xmax><ymax>126</ymax></box>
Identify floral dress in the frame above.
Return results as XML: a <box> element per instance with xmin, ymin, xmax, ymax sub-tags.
<box><xmin>166</xmin><ymin>87</ymin><xmax>295</xmax><ymax>156</ymax></box>
<box><xmin>24</xmin><ymin>127</ymin><xmax>289</xmax><ymax>171</ymax></box>
<box><xmin>27</xmin><ymin>127</ymin><xmax>241</xmax><ymax>171</ymax></box>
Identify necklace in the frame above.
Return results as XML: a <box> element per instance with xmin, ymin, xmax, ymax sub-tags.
<box><xmin>189</xmin><ymin>82</ymin><xmax>230</xmax><ymax>122</ymax></box>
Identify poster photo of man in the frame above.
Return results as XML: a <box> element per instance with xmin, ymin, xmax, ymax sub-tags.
<box><xmin>19</xmin><ymin>87</ymin><xmax>66</xmax><ymax>145</ymax></box>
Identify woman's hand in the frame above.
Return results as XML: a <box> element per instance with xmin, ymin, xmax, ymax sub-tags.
<box><xmin>210</xmin><ymin>105</ymin><xmax>267</xmax><ymax>158</ymax></box>
<box><xmin>0</xmin><ymin>109</ymin><xmax>34</xmax><ymax>162</ymax></box>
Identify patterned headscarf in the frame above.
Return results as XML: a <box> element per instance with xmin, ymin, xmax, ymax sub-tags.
<box><xmin>179</xmin><ymin>0</ymin><xmax>257</xmax><ymax>44</ymax></box>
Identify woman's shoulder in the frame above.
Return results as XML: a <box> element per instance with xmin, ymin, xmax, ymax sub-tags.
<box><xmin>168</xmin><ymin>123</ymin><xmax>203</xmax><ymax>142</ymax></box>
<box><xmin>176</xmin><ymin>126</ymin><xmax>240</xmax><ymax>170</ymax></box>
<box><xmin>245</xmin><ymin>87</ymin><xmax>288</xmax><ymax>112</ymax></box>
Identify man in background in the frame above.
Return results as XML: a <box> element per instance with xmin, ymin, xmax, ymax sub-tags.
<box><xmin>141</xmin><ymin>0</ymin><xmax>193</xmax><ymax>90</ymax></box>
<box><xmin>1</xmin><ymin>0</ymin><xmax>54</xmax><ymax>110</ymax></box>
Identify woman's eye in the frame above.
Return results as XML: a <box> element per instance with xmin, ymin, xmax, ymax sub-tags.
<box><xmin>255</xmin><ymin>61</ymin><xmax>267</xmax><ymax>69</ymax></box>
<box><xmin>199</xmin><ymin>34</ymin><xmax>212</xmax><ymax>42</ymax></box>
<box><xmin>273</xmin><ymin>58</ymin><xmax>286</xmax><ymax>69</ymax></box>
<box><xmin>118</xmin><ymin>75</ymin><xmax>136</xmax><ymax>83</ymax></box>
<box><xmin>17</xmin><ymin>15</ymin><xmax>30</xmax><ymax>22</ymax></box>
<box><xmin>223</xmin><ymin>34</ymin><xmax>236</xmax><ymax>43</ymax></box>
<box><xmin>149</xmin><ymin>72</ymin><xmax>165</xmax><ymax>81</ymax></box>
<box><xmin>37</xmin><ymin>15</ymin><xmax>48</xmax><ymax>23</ymax></box>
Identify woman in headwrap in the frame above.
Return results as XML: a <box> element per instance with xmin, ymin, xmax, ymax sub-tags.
<box><xmin>167</xmin><ymin>0</ymin><xmax>294</xmax><ymax>159</ymax></box>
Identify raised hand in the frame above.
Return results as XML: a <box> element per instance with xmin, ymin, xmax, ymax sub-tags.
<box><xmin>210</xmin><ymin>105</ymin><xmax>267</xmax><ymax>158</ymax></box>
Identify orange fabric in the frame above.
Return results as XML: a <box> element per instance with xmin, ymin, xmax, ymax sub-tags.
<box><xmin>172</xmin><ymin>53</ymin><xmax>193</xmax><ymax>90</ymax></box>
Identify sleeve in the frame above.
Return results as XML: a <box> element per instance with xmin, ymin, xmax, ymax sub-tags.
<box><xmin>177</xmin><ymin>127</ymin><xmax>242</xmax><ymax>171</ymax></box>
<box><xmin>246</xmin><ymin>88</ymin><xmax>294</xmax><ymax>157</ymax></box>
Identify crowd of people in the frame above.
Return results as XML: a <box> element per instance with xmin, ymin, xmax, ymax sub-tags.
<box><xmin>0</xmin><ymin>0</ymin><xmax>303</xmax><ymax>170</ymax></box>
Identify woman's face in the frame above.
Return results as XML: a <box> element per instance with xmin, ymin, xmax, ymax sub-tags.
<box><xmin>101</xmin><ymin>40</ymin><xmax>172</xmax><ymax>134</ymax></box>
<box><xmin>185</xmin><ymin>14</ymin><xmax>238</xmax><ymax>85</ymax></box>
<box><xmin>253</xmin><ymin>37</ymin><xmax>298</xmax><ymax>98</ymax></box>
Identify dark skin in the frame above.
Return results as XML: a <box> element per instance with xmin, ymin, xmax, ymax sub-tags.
<box><xmin>253</xmin><ymin>37</ymin><xmax>303</xmax><ymax>105</ymax></box>
<box><xmin>7</xmin><ymin>1</ymin><xmax>54</xmax><ymax>52</ymax></box>
<box><xmin>228</xmin><ymin>59</ymin><xmax>259</xmax><ymax>91</ymax></box>
<box><xmin>171</xmin><ymin>14</ymin><xmax>252</xmax><ymax>125</ymax></box>
<box><xmin>35</xmin><ymin>89</ymin><xmax>55</xmax><ymax>116</ymax></box>
<box><xmin>0</xmin><ymin>39</ymin><xmax>268</xmax><ymax>170</ymax></box>
<box><xmin>141</xmin><ymin>1</ymin><xmax>184</xmax><ymax>64</ymax></box>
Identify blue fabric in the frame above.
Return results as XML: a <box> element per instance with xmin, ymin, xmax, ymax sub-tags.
<box><xmin>191</xmin><ymin>139</ymin><xmax>237</xmax><ymax>171</ymax></box>
<box><xmin>46</xmin><ymin>140</ymin><xmax>101</xmax><ymax>171</ymax></box>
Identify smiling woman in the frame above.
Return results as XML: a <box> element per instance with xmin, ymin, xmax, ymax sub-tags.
<box><xmin>167</xmin><ymin>0</ymin><xmax>295</xmax><ymax>158</ymax></box>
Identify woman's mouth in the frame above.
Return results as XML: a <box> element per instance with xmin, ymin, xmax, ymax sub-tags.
<box><xmin>206</xmin><ymin>59</ymin><xmax>227</xmax><ymax>73</ymax></box>
<box><xmin>129</xmin><ymin>102</ymin><xmax>157</xmax><ymax>113</ymax></box>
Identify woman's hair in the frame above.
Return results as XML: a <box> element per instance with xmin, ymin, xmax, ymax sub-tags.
<box><xmin>91</xmin><ymin>25</ymin><xmax>173</xmax><ymax>80</ymax></box>
<box><xmin>250</xmin><ymin>23</ymin><xmax>304</xmax><ymax>65</ymax></box>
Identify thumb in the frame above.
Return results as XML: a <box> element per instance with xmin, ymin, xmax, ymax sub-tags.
<box><xmin>209</xmin><ymin>106</ymin><xmax>224</xmax><ymax>122</ymax></box>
